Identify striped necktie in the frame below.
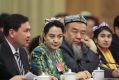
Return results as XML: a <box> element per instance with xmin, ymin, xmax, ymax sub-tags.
<box><xmin>14</xmin><ymin>51</ymin><xmax>25</xmax><ymax>75</ymax></box>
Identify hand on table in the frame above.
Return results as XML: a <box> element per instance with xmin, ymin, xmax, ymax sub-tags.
<box><xmin>49</xmin><ymin>75</ymin><xmax>58</xmax><ymax>80</ymax></box>
<box><xmin>10</xmin><ymin>75</ymin><xmax>27</xmax><ymax>80</ymax></box>
<box><xmin>112</xmin><ymin>69</ymin><xmax>119</xmax><ymax>77</ymax></box>
<box><xmin>75</xmin><ymin>71</ymin><xmax>91</xmax><ymax>80</ymax></box>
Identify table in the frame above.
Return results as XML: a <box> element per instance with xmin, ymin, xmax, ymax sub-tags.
<box><xmin>104</xmin><ymin>78</ymin><xmax>119</xmax><ymax>80</ymax></box>
<box><xmin>89</xmin><ymin>78</ymin><xmax>119</xmax><ymax>80</ymax></box>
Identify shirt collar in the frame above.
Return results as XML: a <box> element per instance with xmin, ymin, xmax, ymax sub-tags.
<box><xmin>6</xmin><ymin>38</ymin><xmax>19</xmax><ymax>54</ymax></box>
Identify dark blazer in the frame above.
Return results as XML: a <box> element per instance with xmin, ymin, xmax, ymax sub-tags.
<box><xmin>110</xmin><ymin>34</ymin><xmax>119</xmax><ymax>64</ymax></box>
<box><xmin>60</xmin><ymin>39</ymin><xmax>99</xmax><ymax>73</ymax></box>
<box><xmin>0</xmin><ymin>40</ymin><xmax>29</xmax><ymax>80</ymax></box>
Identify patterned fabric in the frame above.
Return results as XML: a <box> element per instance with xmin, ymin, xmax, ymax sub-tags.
<box><xmin>97</xmin><ymin>46</ymin><xmax>119</xmax><ymax>69</ymax></box>
<box><xmin>30</xmin><ymin>43</ymin><xmax>68</xmax><ymax>78</ymax></box>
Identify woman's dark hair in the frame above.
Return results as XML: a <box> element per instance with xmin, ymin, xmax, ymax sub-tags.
<box><xmin>93</xmin><ymin>26</ymin><xmax>112</xmax><ymax>39</ymax></box>
<box><xmin>43</xmin><ymin>20</ymin><xmax>64</xmax><ymax>35</ymax></box>
<box><xmin>42</xmin><ymin>20</ymin><xmax>64</xmax><ymax>42</ymax></box>
<box><xmin>28</xmin><ymin>35</ymin><xmax>41</xmax><ymax>53</ymax></box>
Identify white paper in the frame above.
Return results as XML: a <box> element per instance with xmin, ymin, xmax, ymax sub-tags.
<box><xmin>25</xmin><ymin>72</ymin><xmax>37</xmax><ymax>80</ymax></box>
<box><xmin>85</xmin><ymin>78</ymin><xmax>93</xmax><ymax>80</ymax></box>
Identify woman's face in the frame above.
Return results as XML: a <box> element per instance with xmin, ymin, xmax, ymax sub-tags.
<box><xmin>95</xmin><ymin>30</ymin><xmax>112</xmax><ymax>48</ymax></box>
<box><xmin>44</xmin><ymin>26</ymin><xmax>63</xmax><ymax>51</ymax></box>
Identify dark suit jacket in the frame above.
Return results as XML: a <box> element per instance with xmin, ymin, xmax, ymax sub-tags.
<box><xmin>0</xmin><ymin>40</ymin><xmax>29</xmax><ymax>80</ymax></box>
<box><xmin>110</xmin><ymin>34</ymin><xmax>119</xmax><ymax>64</ymax></box>
<box><xmin>60</xmin><ymin>39</ymin><xmax>99</xmax><ymax>73</ymax></box>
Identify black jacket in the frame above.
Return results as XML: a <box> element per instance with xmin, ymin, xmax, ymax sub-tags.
<box><xmin>60</xmin><ymin>39</ymin><xmax>99</xmax><ymax>73</ymax></box>
<box><xmin>110</xmin><ymin>34</ymin><xmax>119</xmax><ymax>64</ymax></box>
<box><xmin>0</xmin><ymin>40</ymin><xmax>29</xmax><ymax>80</ymax></box>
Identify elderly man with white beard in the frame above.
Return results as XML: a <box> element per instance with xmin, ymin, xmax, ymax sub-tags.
<box><xmin>60</xmin><ymin>14</ymin><xmax>99</xmax><ymax>74</ymax></box>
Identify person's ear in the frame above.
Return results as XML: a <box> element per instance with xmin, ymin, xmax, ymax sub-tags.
<box><xmin>9</xmin><ymin>29</ymin><xmax>16</xmax><ymax>38</ymax></box>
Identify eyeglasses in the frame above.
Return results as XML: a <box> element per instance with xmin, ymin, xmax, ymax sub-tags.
<box><xmin>64</xmin><ymin>14</ymin><xmax>87</xmax><ymax>25</ymax></box>
<box><xmin>93</xmin><ymin>22</ymin><xmax>109</xmax><ymax>31</ymax></box>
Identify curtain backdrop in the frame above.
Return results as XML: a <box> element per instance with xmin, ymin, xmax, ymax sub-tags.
<box><xmin>0</xmin><ymin>0</ymin><xmax>65</xmax><ymax>37</ymax></box>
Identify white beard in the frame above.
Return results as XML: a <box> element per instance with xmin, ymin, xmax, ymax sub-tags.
<box><xmin>72</xmin><ymin>44</ymin><xmax>83</xmax><ymax>60</ymax></box>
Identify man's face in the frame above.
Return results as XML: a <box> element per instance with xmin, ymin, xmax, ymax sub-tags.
<box><xmin>64</xmin><ymin>22</ymin><xmax>87</xmax><ymax>45</ymax></box>
<box><xmin>115</xmin><ymin>26</ymin><xmax>119</xmax><ymax>37</ymax></box>
<box><xmin>12</xmin><ymin>22</ymin><xmax>31</xmax><ymax>47</ymax></box>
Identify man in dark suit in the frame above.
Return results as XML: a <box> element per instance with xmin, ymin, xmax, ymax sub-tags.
<box><xmin>110</xmin><ymin>15</ymin><xmax>119</xmax><ymax>64</ymax></box>
<box><xmin>0</xmin><ymin>14</ymin><xmax>31</xmax><ymax>80</ymax></box>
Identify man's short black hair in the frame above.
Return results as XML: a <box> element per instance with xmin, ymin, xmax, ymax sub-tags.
<box><xmin>0</xmin><ymin>13</ymin><xmax>10</xmax><ymax>28</ymax></box>
<box><xmin>113</xmin><ymin>15</ymin><xmax>119</xmax><ymax>27</ymax></box>
<box><xmin>3</xmin><ymin>14</ymin><xmax>29</xmax><ymax>36</ymax></box>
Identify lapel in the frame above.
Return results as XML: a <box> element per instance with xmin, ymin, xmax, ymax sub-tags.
<box><xmin>2</xmin><ymin>40</ymin><xmax>21</xmax><ymax>75</ymax></box>
<box><xmin>19</xmin><ymin>48</ymin><xmax>29</xmax><ymax>73</ymax></box>
<box><xmin>19</xmin><ymin>48</ymin><xmax>27</xmax><ymax>73</ymax></box>
<box><xmin>81</xmin><ymin>44</ymin><xmax>89</xmax><ymax>55</ymax></box>
<box><xmin>61</xmin><ymin>40</ymin><xmax>74</xmax><ymax>57</ymax></box>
